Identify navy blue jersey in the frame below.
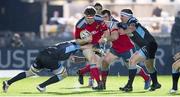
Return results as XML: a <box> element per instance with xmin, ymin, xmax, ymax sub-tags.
<box><xmin>108</xmin><ymin>16</ymin><xmax>119</xmax><ymax>30</ymax></box>
<box><xmin>127</xmin><ymin>17</ymin><xmax>156</xmax><ymax>48</ymax></box>
<box><xmin>42</xmin><ymin>41</ymin><xmax>80</xmax><ymax>60</ymax></box>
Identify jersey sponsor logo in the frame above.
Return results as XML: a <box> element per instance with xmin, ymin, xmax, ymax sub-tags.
<box><xmin>96</xmin><ymin>25</ymin><xmax>100</xmax><ymax>29</ymax></box>
<box><xmin>91</xmin><ymin>31</ymin><xmax>98</xmax><ymax>35</ymax></box>
<box><xmin>141</xmin><ymin>46</ymin><xmax>148</xmax><ymax>54</ymax></box>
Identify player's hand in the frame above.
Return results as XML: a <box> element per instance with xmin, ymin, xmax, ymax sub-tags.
<box><xmin>98</xmin><ymin>37</ymin><xmax>107</xmax><ymax>44</ymax></box>
<box><xmin>117</xmin><ymin>22</ymin><xmax>128</xmax><ymax>30</ymax></box>
<box><xmin>93</xmin><ymin>48</ymin><xmax>106</xmax><ymax>56</ymax></box>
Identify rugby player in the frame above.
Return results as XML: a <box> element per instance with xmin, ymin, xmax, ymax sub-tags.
<box><xmin>99</xmin><ymin>9</ymin><xmax>151</xmax><ymax>91</ymax></box>
<box><xmin>2</xmin><ymin>38</ymin><xmax>92</xmax><ymax>93</ymax></box>
<box><xmin>74</xmin><ymin>6</ymin><xmax>109</xmax><ymax>90</ymax></box>
<box><xmin>169</xmin><ymin>52</ymin><xmax>180</xmax><ymax>94</ymax></box>
<box><xmin>93</xmin><ymin>2</ymin><xmax>103</xmax><ymax>16</ymax></box>
<box><xmin>118</xmin><ymin>9</ymin><xmax>161</xmax><ymax>91</ymax></box>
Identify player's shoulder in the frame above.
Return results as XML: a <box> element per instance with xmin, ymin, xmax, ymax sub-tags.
<box><xmin>76</xmin><ymin>17</ymin><xmax>86</xmax><ymax>29</ymax></box>
<box><xmin>94</xmin><ymin>15</ymin><xmax>103</xmax><ymax>23</ymax></box>
<box><xmin>127</xmin><ymin>17</ymin><xmax>139</xmax><ymax>25</ymax></box>
<box><xmin>112</xmin><ymin>18</ymin><xmax>119</xmax><ymax>22</ymax></box>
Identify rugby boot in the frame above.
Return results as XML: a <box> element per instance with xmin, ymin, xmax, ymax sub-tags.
<box><xmin>36</xmin><ymin>85</ymin><xmax>46</xmax><ymax>93</ymax></box>
<box><xmin>119</xmin><ymin>84</ymin><xmax>133</xmax><ymax>92</ymax></box>
<box><xmin>149</xmin><ymin>83</ymin><xmax>161</xmax><ymax>91</ymax></box>
<box><xmin>92</xmin><ymin>81</ymin><xmax>104</xmax><ymax>90</ymax></box>
<box><xmin>144</xmin><ymin>76</ymin><xmax>151</xmax><ymax>90</ymax></box>
<box><xmin>77</xmin><ymin>70</ymin><xmax>84</xmax><ymax>85</ymax></box>
<box><xmin>2</xmin><ymin>81</ymin><xmax>9</xmax><ymax>93</ymax></box>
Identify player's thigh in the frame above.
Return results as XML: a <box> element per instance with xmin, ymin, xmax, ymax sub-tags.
<box><xmin>82</xmin><ymin>48</ymin><xmax>97</xmax><ymax>63</ymax></box>
<box><xmin>94</xmin><ymin>54</ymin><xmax>103</xmax><ymax>67</ymax></box>
<box><xmin>172</xmin><ymin>59</ymin><xmax>180</xmax><ymax>70</ymax></box>
<box><xmin>52</xmin><ymin>65</ymin><xmax>67</xmax><ymax>78</ymax></box>
<box><xmin>30</xmin><ymin>53</ymin><xmax>47</xmax><ymax>73</ymax></box>
<box><xmin>102</xmin><ymin>51</ymin><xmax>118</xmax><ymax>68</ymax></box>
<box><xmin>129</xmin><ymin>51</ymin><xmax>145</xmax><ymax>65</ymax></box>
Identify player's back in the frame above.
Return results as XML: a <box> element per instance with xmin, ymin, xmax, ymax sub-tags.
<box><xmin>42</xmin><ymin>41</ymin><xmax>80</xmax><ymax>60</ymax></box>
<box><xmin>127</xmin><ymin>17</ymin><xmax>156</xmax><ymax>47</ymax></box>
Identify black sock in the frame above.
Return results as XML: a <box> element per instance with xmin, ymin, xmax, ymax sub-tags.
<box><xmin>172</xmin><ymin>73</ymin><xmax>180</xmax><ymax>90</ymax></box>
<box><xmin>39</xmin><ymin>75</ymin><xmax>61</xmax><ymax>88</ymax></box>
<box><xmin>127</xmin><ymin>69</ymin><xmax>137</xmax><ymax>87</ymax></box>
<box><xmin>150</xmin><ymin>71</ymin><xmax>158</xmax><ymax>85</ymax></box>
<box><xmin>7</xmin><ymin>72</ymin><xmax>26</xmax><ymax>85</ymax></box>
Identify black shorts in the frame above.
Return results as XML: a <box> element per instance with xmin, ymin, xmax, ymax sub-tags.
<box><xmin>33</xmin><ymin>50</ymin><xmax>60</xmax><ymax>70</ymax></box>
<box><xmin>141</xmin><ymin>42</ymin><xmax>158</xmax><ymax>59</ymax></box>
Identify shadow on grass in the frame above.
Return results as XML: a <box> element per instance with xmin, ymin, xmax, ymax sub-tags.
<box><xmin>100</xmin><ymin>90</ymin><xmax>148</xmax><ymax>95</ymax></box>
<box><xmin>166</xmin><ymin>92</ymin><xmax>180</xmax><ymax>96</ymax></box>
<box><xmin>21</xmin><ymin>91</ymin><xmax>96</xmax><ymax>95</ymax></box>
<box><xmin>60</xmin><ymin>86</ymin><xmax>91</xmax><ymax>89</ymax></box>
<box><xmin>21</xmin><ymin>90</ymin><xmax>124</xmax><ymax>95</ymax></box>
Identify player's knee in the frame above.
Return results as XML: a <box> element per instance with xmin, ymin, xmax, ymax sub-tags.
<box><xmin>129</xmin><ymin>58</ymin><xmax>136</xmax><ymax>66</ymax></box>
<box><xmin>145</xmin><ymin>63</ymin><xmax>153</xmax><ymax>69</ymax></box>
<box><xmin>61</xmin><ymin>68</ymin><xmax>68</xmax><ymax>78</ymax></box>
<box><xmin>53</xmin><ymin>66</ymin><xmax>67</xmax><ymax>78</ymax></box>
<box><xmin>25</xmin><ymin>69</ymin><xmax>36</xmax><ymax>77</ymax></box>
<box><xmin>28</xmin><ymin>64</ymin><xmax>40</xmax><ymax>76</ymax></box>
<box><xmin>101</xmin><ymin>63</ymin><xmax>109</xmax><ymax>71</ymax></box>
<box><xmin>145</xmin><ymin>64</ymin><xmax>155</xmax><ymax>73</ymax></box>
<box><xmin>102</xmin><ymin>59</ymin><xmax>109</xmax><ymax>68</ymax></box>
<box><xmin>56</xmin><ymin>68</ymin><xmax>67</xmax><ymax>81</ymax></box>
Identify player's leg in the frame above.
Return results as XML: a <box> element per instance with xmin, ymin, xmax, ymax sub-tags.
<box><xmin>129</xmin><ymin>48</ymin><xmax>151</xmax><ymax>90</ymax></box>
<box><xmin>144</xmin><ymin>43</ymin><xmax>161</xmax><ymax>91</ymax></box>
<box><xmin>2</xmin><ymin>64</ymin><xmax>40</xmax><ymax>93</ymax></box>
<box><xmin>101</xmin><ymin>50</ymin><xmax>118</xmax><ymax>89</ymax></box>
<box><xmin>70</xmin><ymin>55</ymin><xmax>90</xmax><ymax>85</ymax></box>
<box><xmin>136</xmin><ymin>64</ymin><xmax>151</xmax><ymax>90</ymax></box>
<box><xmin>144</xmin><ymin>59</ymin><xmax>161</xmax><ymax>91</ymax></box>
<box><xmin>120</xmin><ymin>51</ymin><xmax>145</xmax><ymax>92</ymax></box>
<box><xmin>169</xmin><ymin>59</ymin><xmax>180</xmax><ymax>94</ymax></box>
<box><xmin>82</xmin><ymin>48</ymin><xmax>102</xmax><ymax>90</ymax></box>
<box><xmin>77</xmin><ymin>63</ymin><xmax>91</xmax><ymax>85</ymax></box>
<box><xmin>37</xmin><ymin>65</ymin><xmax>67</xmax><ymax>92</ymax></box>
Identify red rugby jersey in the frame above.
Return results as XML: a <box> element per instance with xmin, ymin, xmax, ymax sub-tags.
<box><xmin>112</xmin><ymin>34</ymin><xmax>134</xmax><ymax>53</ymax></box>
<box><xmin>75</xmin><ymin>16</ymin><xmax>108</xmax><ymax>45</ymax></box>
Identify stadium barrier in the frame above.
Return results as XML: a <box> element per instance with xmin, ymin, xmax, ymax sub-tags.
<box><xmin>0</xmin><ymin>42</ymin><xmax>173</xmax><ymax>77</ymax></box>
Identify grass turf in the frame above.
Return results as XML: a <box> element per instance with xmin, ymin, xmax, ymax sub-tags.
<box><xmin>0</xmin><ymin>76</ymin><xmax>179</xmax><ymax>96</ymax></box>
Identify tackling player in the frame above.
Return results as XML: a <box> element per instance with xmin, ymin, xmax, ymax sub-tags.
<box><xmin>2</xmin><ymin>38</ymin><xmax>92</xmax><ymax>93</ymax></box>
<box><xmin>99</xmin><ymin>9</ymin><xmax>151</xmax><ymax>91</ymax></box>
<box><xmin>118</xmin><ymin>9</ymin><xmax>161</xmax><ymax>91</ymax></box>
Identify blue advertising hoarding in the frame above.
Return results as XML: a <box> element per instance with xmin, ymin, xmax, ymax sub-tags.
<box><xmin>0</xmin><ymin>45</ymin><xmax>174</xmax><ymax>75</ymax></box>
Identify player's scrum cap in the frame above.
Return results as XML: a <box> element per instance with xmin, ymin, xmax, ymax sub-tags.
<box><xmin>120</xmin><ymin>9</ymin><xmax>133</xmax><ymax>18</ymax></box>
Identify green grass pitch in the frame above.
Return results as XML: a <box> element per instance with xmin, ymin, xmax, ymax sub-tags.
<box><xmin>0</xmin><ymin>76</ymin><xmax>179</xmax><ymax>96</ymax></box>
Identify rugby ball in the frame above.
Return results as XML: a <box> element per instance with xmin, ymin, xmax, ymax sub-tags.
<box><xmin>80</xmin><ymin>30</ymin><xmax>91</xmax><ymax>39</ymax></box>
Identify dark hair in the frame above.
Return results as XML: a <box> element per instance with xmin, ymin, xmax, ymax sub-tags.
<box><xmin>121</xmin><ymin>9</ymin><xmax>133</xmax><ymax>15</ymax></box>
<box><xmin>101</xmin><ymin>9</ymin><xmax>111</xmax><ymax>16</ymax></box>
<box><xmin>84</xmin><ymin>6</ymin><xmax>96</xmax><ymax>16</ymax></box>
<box><xmin>177</xmin><ymin>11</ymin><xmax>180</xmax><ymax>16</ymax></box>
<box><xmin>94</xmin><ymin>3</ymin><xmax>103</xmax><ymax>9</ymax></box>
